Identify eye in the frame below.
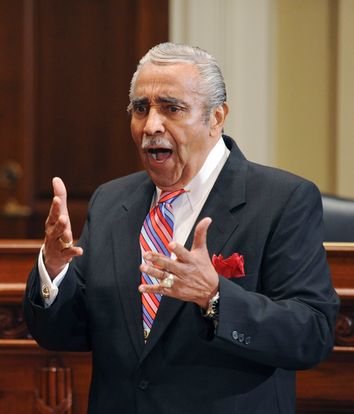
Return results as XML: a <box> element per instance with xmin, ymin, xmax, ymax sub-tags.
<box><xmin>161</xmin><ymin>104</ymin><xmax>185</xmax><ymax>118</ymax></box>
<box><xmin>133</xmin><ymin>104</ymin><xmax>148</xmax><ymax>116</ymax></box>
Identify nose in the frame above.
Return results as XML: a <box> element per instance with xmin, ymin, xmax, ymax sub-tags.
<box><xmin>143</xmin><ymin>107</ymin><xmax>165</xmax><ymax>136</ymax></box>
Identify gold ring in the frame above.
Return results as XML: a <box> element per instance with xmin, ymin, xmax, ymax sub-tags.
<box><xmin>161</xmin><ymin>273</ymin><xmax>175</xmax><ymax>289</ymax></box>
<box><xmin>59</xmin><ymin>237</ymin><xmax>73</xmax><ymax>250</ymax></box>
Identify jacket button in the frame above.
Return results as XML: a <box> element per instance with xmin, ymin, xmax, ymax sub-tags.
<box><xmin>238</xmin><ymin>333</ymin><xmax>245</xmax><ymax>343</ymax></box>
<box><xmin>232</xmin><ymin>330</ymin><xmax>238</xmax><ymax>340</ymax></box>
<box><xmin>138</xmin><ymin>379</ymin><xmax>149</xmax><ymax>390</ymax></box>
<box><xmin>245</xmin><ymin>336</ymin><xmax>251</xmax><ymax>345</ymax></box>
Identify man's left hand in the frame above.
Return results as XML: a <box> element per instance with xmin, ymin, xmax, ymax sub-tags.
<box><xmin>138</xmin><ymin>217</ymin><xmax>219</xmax><ymax>309</ymax></box>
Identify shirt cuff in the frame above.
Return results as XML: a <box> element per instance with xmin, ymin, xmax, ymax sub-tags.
<box><xmin>38</xmin><ymin>244</ymin><xmax>69</xmax><ymax>307</ymax></box>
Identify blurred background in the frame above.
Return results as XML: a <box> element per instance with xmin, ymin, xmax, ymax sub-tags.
<box><xmin>0</xmin><ymin>0</ymin><xmax>353</xmax><ymax>239</ymax></box>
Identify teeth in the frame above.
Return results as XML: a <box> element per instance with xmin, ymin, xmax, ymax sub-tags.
<box><xmin>147</xmin><ymin>148</ymin><xmax>172</xmax><ymax>162</ymax></box>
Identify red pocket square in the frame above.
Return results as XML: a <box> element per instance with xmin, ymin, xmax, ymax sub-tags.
<box><xmin>212</xmin><ymin>253</ymin><xmax>245</xmax><ymax>278</ymax></box>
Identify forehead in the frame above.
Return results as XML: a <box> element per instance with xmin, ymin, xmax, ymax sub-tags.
<box><xmin>133</xmin><ymin>62</ymin><xmax>202</xmax><ymax>101</ymax></box>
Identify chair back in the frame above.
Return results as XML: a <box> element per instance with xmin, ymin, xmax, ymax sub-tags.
<box><xmin>322</xmin><ymin>194</ymin><xmax>354</xmax><ymax>242</ymax></box>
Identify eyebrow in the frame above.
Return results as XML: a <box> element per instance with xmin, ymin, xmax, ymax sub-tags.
<box><xmin>156</xmin><ymin>97</ymin><xmax>188</xmax><ymax>106</ymax></box>
<box><xmin>130</xmin><ymin>96</ymin><xmax>189</xmax><ymax>107</ymax></box>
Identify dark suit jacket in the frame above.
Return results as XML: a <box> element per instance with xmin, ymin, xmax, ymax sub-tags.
<box><xmin>24</xmin><ymin>136</ymin><xmax>339</xmax><ymax>414</ymax></box>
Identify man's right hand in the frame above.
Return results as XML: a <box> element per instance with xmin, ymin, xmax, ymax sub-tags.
<box><xmin>43</xmin><ymin>177</ymin><xmax>83</xmax><ymax>279</ymax></box>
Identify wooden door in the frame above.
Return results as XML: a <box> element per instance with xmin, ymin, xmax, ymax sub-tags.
<box><xmin>0</xmin><ymin>0</ymin><xmax>168</xmax><ymax>238</ymax></box>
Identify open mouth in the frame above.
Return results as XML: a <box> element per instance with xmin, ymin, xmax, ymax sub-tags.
<box><xmin>148</xmin><ymin>148</ymin><xmax>173</xmax><ymax>162</ymax></box>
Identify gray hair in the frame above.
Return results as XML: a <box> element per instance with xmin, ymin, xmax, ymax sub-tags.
<box><xmin>129</xmin><ymin>42</ymin><xmax>227</xmax><ymax>117</ymax></box>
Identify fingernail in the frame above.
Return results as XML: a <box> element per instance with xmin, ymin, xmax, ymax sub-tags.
<box><xmin>138</xmin><ymin>285</ymin><xmax>145</xmax><ymax>293</ymax></box>
<box><xmin>145</xmin><ymin>253</ymin><xmax>152</xmax><ymax>260</ymax></box>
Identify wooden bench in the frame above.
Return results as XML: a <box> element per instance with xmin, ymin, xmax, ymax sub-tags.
<box><xmin>0</xmin><ymin>241</ymin><xmax>353</xmax><ymax>413</ymax></box>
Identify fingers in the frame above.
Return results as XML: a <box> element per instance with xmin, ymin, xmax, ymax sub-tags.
<box><xmin>43</xmin><ymin>221</ymin><xmax>83</xmax><ymax>278</ymax></box>
<box><xmin>138</xmin><ymin>264</ymin><xmax>175</xmax><ymax>295</ymax></box>
<box><xmin>46</xmin><ymin>212</ymin><xmax>72</xmax><ymax>244</ymax></box>
<box><xmin>52</xmin><ymin>177</ymin><xmax>68</xmax><ymax>216</ymax></box>
<box><xmin>140</xmin><ymin>263</ymin><xmax>164</xmax><ymax>283</ymax></box>
<box><xmin>165</xmin><ymin>217</ymin><xmax>212</xmax><ymax>262</ymax></box>
<box><xmin>46</xmin><ymin>196</ymin><xmax>61</xmax><ymax>226</ymax></box>
<box><xmin>43</xmin><ymin>243</ymin><xmax>83</xmax><ymax>278</ymax></box>
<box><xmin>167</xmin><ymin>240</ymin><xmax>189</xmax><ymax>262</ymax></box>
<box><xmin>46</xmin><ymin>178</ymin><xmax>71</xmax><ymax>236</ymax></box>
<box><xmin>46</xmin><ymin>177</ymin><xmax>71</xmax><ymax>229</ymax></box>
<box><xmin>142</xmin><ymin>251</ymin><xmax>181</xmax><ymax>275</ymax></box>
<box><xmin>58</xmin><ymin>228</ymin><xmax>73</xmax><ymax>251</ymax></box>
<box><xmin>43</xmin><ymin>177</ymin><xmax>79</xmax><ymax>277</ymax></box>
<box><xmin>140</xmin><ymin>217</ymin><xmax>213</xmax><ymax>270</ymax></box>
<box><xmin>138</xmin><ymin>217</ymin><xmax>217</xmax><ymax>306</ymax></box>
<box><xmin>45</xmin><ymin>177</ymin><xmax>73</xmax><ymax>246</ymax></box>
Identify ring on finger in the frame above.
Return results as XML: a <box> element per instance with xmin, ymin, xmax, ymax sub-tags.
<box><xmin>59</xmin><ymin>237</ymin><xmax>73</xmax><ymax>251</ymax></box>
<box><xmin>161</xmin><ymin>273</ymin><xmax>175</xmax><ymax>289</ymax></box>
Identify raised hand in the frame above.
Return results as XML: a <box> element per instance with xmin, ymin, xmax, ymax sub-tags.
<box><xmin>43</xmin><ymin>177</ymin><xmax>83</xmax><ymax>278</ymax></box>
<box><xmin>138</xmin><ymin>217</ymin><xmax>219</xmax><ymax>309</ymax></box>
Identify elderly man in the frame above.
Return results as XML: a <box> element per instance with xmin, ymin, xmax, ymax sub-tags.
<box><xmin>24</xmin><ymin>42</ymin><xmax>339</xmax><ymax>414</ymax></box>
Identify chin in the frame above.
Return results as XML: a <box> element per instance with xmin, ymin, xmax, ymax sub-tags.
<box><xmin>150</xmin><ymin>175</ymin><xmax>181</xmax><ymax>191</ymax></box>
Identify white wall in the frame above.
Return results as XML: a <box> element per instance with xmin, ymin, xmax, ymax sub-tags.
<box><xmin>169</xmin><ymin>0</ymin><xmax>276</xmax><ymax>166</ymax></box>
<box><xmin>169</xmin><ymin>0</ymin><xmax>354</xmax><ymax>196</ymax></box>
<box><xmin>337</xmin><ymin>0</ymin><xmax>354</xmax><ymax>197</ymax></box>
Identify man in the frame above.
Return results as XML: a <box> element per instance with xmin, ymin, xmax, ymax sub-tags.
<box><xmin>24</xmin><ymin>42</ymin><xmax>339</xmax><ymax>414</ymax></box>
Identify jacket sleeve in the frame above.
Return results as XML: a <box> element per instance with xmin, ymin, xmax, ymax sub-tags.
<box><xmin>213</xmin><ymin>181</ymin><xmax>340</xmax><ymax>370</ymax></box>
<box><xmin>23</xmin><ymin>262</ymin><xmax>91</xmax><ymax>351</ymax></box>
<box><xmin>22</xmin><ymin>187</ymin><xmax>103</xmax><ymax>352</ymax></box>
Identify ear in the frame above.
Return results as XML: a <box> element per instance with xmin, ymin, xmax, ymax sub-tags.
<box><xmin>209</xmin><ymin>103</ymin><xmax>229</xmax><ymax>137</ymax></box>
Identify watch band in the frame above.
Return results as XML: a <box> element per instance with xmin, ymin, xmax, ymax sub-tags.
<box><xmin>202</xmin><ymin>291</ymin><xmax>220</xmax><ymax>320</ymax></box>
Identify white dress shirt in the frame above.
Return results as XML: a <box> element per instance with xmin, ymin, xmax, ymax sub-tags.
<box><xmin>39</xmin><ymin>137</ymin><xmax>230</xmax><ymax>306</ymax></box>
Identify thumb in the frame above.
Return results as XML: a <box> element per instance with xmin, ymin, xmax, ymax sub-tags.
<box><xmin>191</xmin><ymin>217</ymin><xmax>212</xmax><ymax>251</ymax></box>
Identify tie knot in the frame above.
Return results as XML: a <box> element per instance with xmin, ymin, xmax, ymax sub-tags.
<box><xmin>158</xmin><ymin>189</ymin><xmax>185</xmax><ymax>205</ymax></box>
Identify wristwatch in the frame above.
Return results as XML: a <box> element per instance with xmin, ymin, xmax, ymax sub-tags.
<box><xmin>202</xmin><ymin>291</ymin><xmax>220</xmax><ymax>320</ymax></box>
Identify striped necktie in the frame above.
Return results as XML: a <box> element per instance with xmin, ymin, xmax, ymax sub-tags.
<box><xmin>140</xmin><ymin>189</ymin><xmax>185</xmax><ymax>341</ymax></box>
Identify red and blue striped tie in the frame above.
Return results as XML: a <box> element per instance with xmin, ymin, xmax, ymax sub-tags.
<box><xmin>140</xmin><ymin>189</ymin><xmax>185</xmax><ymax>341</ymax></box>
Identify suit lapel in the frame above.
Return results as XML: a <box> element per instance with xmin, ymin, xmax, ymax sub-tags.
<box><xmin>111</xmin><ymin>177</ymin><xmax>155</xmax><ymax>358</ymax></box>
<box><xmin>140</xmin><ymin>137</ymin><xmax>248</xmax><ymax>361</ymax></box>
<box><xmin>185</xmin><ymin>138</ymin><xmax>248</xmax><ymax>254</ymax></box>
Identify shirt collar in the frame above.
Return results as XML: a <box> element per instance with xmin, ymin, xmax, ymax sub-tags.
<box><xmin>155</xmin><ymin>137</ymin><xmax>230</xmax><ymax>209</ymax></box>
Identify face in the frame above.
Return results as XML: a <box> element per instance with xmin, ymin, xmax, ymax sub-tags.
<box><xmin>129</xmin><ymin>62</ymin><xmax>225</xmax><ymax>191</ymax></box>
